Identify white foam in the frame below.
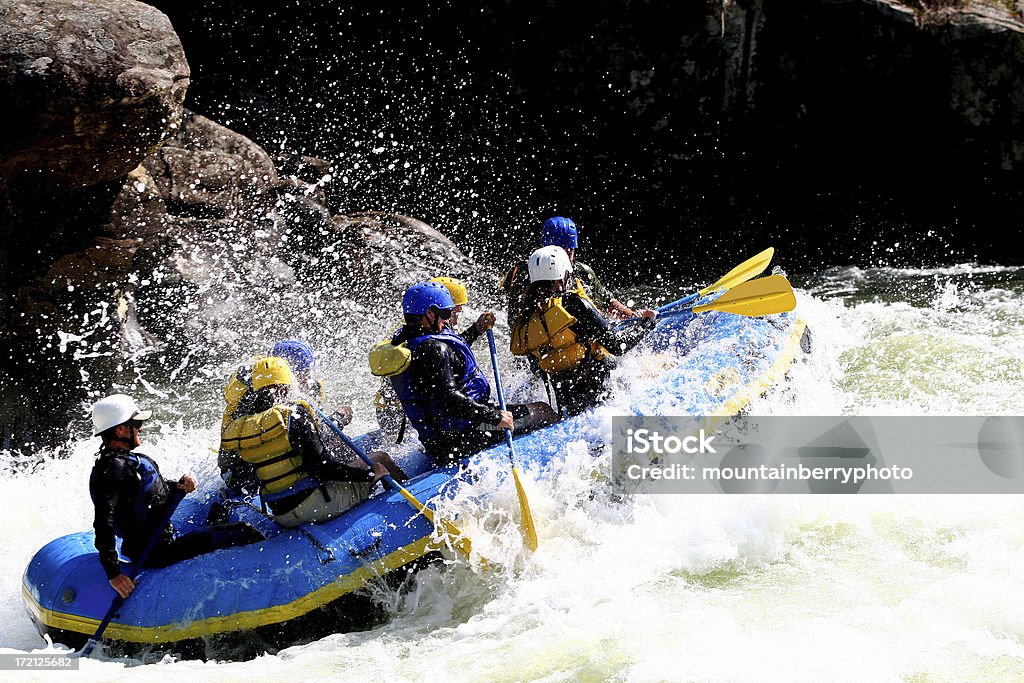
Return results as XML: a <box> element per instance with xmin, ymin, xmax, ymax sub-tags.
<box><xmin>4</xmin><ymin>271</ymin><xmax>1024</xmax><ymax>679</ymax></box>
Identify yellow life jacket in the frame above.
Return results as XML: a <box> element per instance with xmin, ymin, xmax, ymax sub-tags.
<box><xmin>570</xmin><ymin>276</ymin><xmax>593</xmax><ymax>304</ymax></box>
<box><xmin>510</xmin><ymin>297</ymin><xmax>608</xmax><ymax>374</ymax></box>
<box><xmin>219</xmin><ymin>401</ymin><xmax>316</xmax><ymax>498</ymax></box>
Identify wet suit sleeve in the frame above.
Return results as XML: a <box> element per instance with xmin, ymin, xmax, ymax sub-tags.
<box><xmin>563</xmin><ymin>293</ymin><xmax>654</xmax><ymax>356</ymax></box>
<box><xmin>411</xmin><ymin>340</ymin><xmax>503</xmax><ymax>426</ymax></box>
<box><xmin>459</xmin><ymin>324</ymin><xmax>482</xmax><ymax>346</ymax></box>
<box><xmin>289</xmin><ymin>405</ymin><xmax>375</xmax><ymax>483</ymax></box>
<box><xmin>218</xmin><ymin>448</ymin><xmax>261</xmax><ymax>497</ymax></box>
<box><xmin>90</xmin><ymin>458</ymin><xmax>130</xmax><ymax>580</ymax></box>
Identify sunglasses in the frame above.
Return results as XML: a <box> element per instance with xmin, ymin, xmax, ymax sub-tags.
<box><xmin>431</xmin><ymin>306</ymin><xmax>454</xmax><ymax>320</ymax></box>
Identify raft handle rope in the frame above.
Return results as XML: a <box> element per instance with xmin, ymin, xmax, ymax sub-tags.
<box><xmin>222</xmin><ymin>499</ymin><xmax>336</xmax><ymax>564</ymax></box>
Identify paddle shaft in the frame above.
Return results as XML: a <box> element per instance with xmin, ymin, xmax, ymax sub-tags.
<box><xmin>656</xmin><ymin>292</ymin><xmax>699</xmax><ymax>314</ymax></box>
<box><xmin>315</xmin><ymin>407</ymin><xmax>474</xmax><ymax>558</ymax></box>
<box><xmin>614</xmin><ymin>304</ymin><xmax>744</xmax><ymax>329</ymax></box>
<box><xmin>81</xmin><ymin>487</ymin><xmax>186</xmax><ymax>657</ymax></box>
<box><xmin>485</xmin><ymin>330</ymin><xmax>515</xmax><ymax>452</ymax></box>
<box><xmin>617</xmin><ymin>274</ymin><xmax>795</xmax><ymax>328</ymax></box>
<box><xmin>314</xmin><ymin>407</ymin><xmax>401</xmax><ymax>492</ymax></box>
<box><xmin>614</xmin><ymin>311</ymin><xmax>676</xmax><ymax>329</ymax></box>
<box><xmin>485</xmin><ymin>330</ymin><xmax>539</xmax><ymax>551</ymax></box>
<box><xmin>656</xmin><ymin>247</ymin><xmax>775</xmax><ymax>314</ymax></box>
<box><xmin>655</xmin><ymin>307</ymin><xmax>698</xmax><ymax>321</ymax></box>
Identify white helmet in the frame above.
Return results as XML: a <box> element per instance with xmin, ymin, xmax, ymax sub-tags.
<box><xmin>527</xmin><ymin>245</ymin><xmax>573</xmax><ymax>283</ymax></box>
<box><xmin>92</xmin><ymin>394</ymin><xmax>152</xmax><ymax>436</ymax></box>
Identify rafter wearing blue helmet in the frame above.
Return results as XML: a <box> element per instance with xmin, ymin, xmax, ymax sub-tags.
<box><xmin>218</xmin><ymin>337</ymin><xmax>353</xmax><ymax>497</ymax></box>
<box><xmin>373</xmin><ymin>278</ymin><xmax>498</xmax><ymax>445</ymax></box>
<box><xmin>402</xmin><ymin>281</ymin><xmax>456</xmax><ymax>317</ymax></box>
<box><xmin>381</xmin><ymin>281</ymin><xmax>557</xmax><ymax>466</ymax></box>
<box><xmin>499</xmin><ymin>216</ymin><xmax>636</xmax><ymax>327</ymax></box>
<box><xmin>540</xmin><ymin>216</ymin><xmax>579</xmax><ymax>250</ymax></box>
<box><xmin>270</xmin><ymin>338</ymin><xmax>331</xmax><ymax>417</ymax></box>
<box><xmin>272</xmin><ymin>339</ymin><xmax>316</xmax><ymax>373</ymax></box>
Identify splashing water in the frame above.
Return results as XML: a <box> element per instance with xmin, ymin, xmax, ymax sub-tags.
<box><xmin>3</xmin><ymin>264</ymin><xmax>1024</xmax><ymax>681</ymax></box>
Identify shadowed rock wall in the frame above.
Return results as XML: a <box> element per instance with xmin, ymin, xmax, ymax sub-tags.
<box><xmin>150</xmin><ymin>0</ymin><xmax>1024</xmax><ymax>268</ymax></box>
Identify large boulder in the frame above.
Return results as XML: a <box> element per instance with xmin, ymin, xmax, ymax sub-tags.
<box><xmin>143</xmin><ymin>111</ymin><xmax>279</xmax><ymax>220</ymax></box>
<box><xmin>0</xmin><ymin>100</ymin><xmax>481</xmax><ymax>454</ymax></box>
<box><xmin>0</xmin><ymin>0</ymin><xmax>189</xmax><ymax>190</ymax></box>
<box><xmin>0</xmin><ymin>2</ymin><xmax>485</xmax><ymax>455</ymax></box>
<box><xmin>0</xmin><ymin>0</ymin><xmax>188</xmax><ymax>427</ymax></box>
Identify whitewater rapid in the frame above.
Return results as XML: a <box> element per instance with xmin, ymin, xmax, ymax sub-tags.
<box><xmin>3</xmin><ymin>265</ymin><xmax>1023</xmax><ymax>682</ymax></box>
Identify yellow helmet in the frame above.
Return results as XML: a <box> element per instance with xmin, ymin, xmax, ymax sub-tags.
<box><xmin>429</xmin><ymin>276</ymin><xmax>468</xmax><ymax>306</ymax></box>
<box><xmin>251</xmin><ymin>356</ymin><xmax>294</xmax><ymax>390</ymax></box>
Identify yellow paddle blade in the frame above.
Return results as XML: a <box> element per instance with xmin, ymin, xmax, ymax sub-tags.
<box><xmin>399</xmin><ymin>488</ymin><xmax>474</xmax><ymax>559</ymax></box>
<box><xmin>692</xmin><ymin>274</ymin><xmax>796</xmax><ymax>317</ymax></box>
<box><xmin>513</xmin><ymin>467</ymin><xmax>539</xmax><ymax>552</ymax></box>
<box><xmin>698</xmin><ymin>247</ymin><xmax>774</xmax><ymax>296</ymax></box>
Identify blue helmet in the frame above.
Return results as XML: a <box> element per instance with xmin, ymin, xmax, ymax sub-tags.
<box><xmin>271</xmin><ymin>339</ymin><xmax>316</xmax><ymax>373</ymax></box>
<box><xmin>541</xmin><ymin>216</ymin><xmax>579</xmax><ymax>250</ymax></box>
<box><xmin>403</xmin><ymin>281</ymin><xmax>455</xmax><ymax>315</ymax></box>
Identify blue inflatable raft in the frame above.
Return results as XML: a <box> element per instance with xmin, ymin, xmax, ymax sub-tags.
<box><xmin>22</xmin><ymin>306</ymin><xmax>808</xmax><ymax>656</ymax></box>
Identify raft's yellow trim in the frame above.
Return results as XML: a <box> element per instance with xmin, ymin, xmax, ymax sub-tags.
<box><xmin>26</xmin><ymin>320</ymin><xmax>807</xmax><ymax>644</ymax></box>
<box><xmin>711</xmin><ymin>318</ymin><xmax>807</xmax><ymax>418</ymax></box>
<box><xmin>23</xmin><ymin>535</ymin><xmax>440</xmax><ymax>643</ymax></box>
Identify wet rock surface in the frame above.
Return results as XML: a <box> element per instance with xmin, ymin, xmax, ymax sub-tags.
<box><xmin>0</xmin><ymin>0</ymin><xmax>190</xmax><ymax>189</ymax></box>
<box><xmin>1</xmin><ymin>102</ymin><xmax>478</xmax><ymax>453</ymax></box>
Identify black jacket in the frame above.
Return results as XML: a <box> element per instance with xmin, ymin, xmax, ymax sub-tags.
<box><xmin>89</xmin><ymin>448</ymin><xmax>175</xmax><ymax>579</ymax></box>
<box><xmin>393</xmin><ymin>325</ymin><xmax>503</xmax><ymax>429</ymax></box>
<box><xmin>559</xmin><ymin>292</ymin><xmax>654</xmax><ymax>357</ymax></box>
